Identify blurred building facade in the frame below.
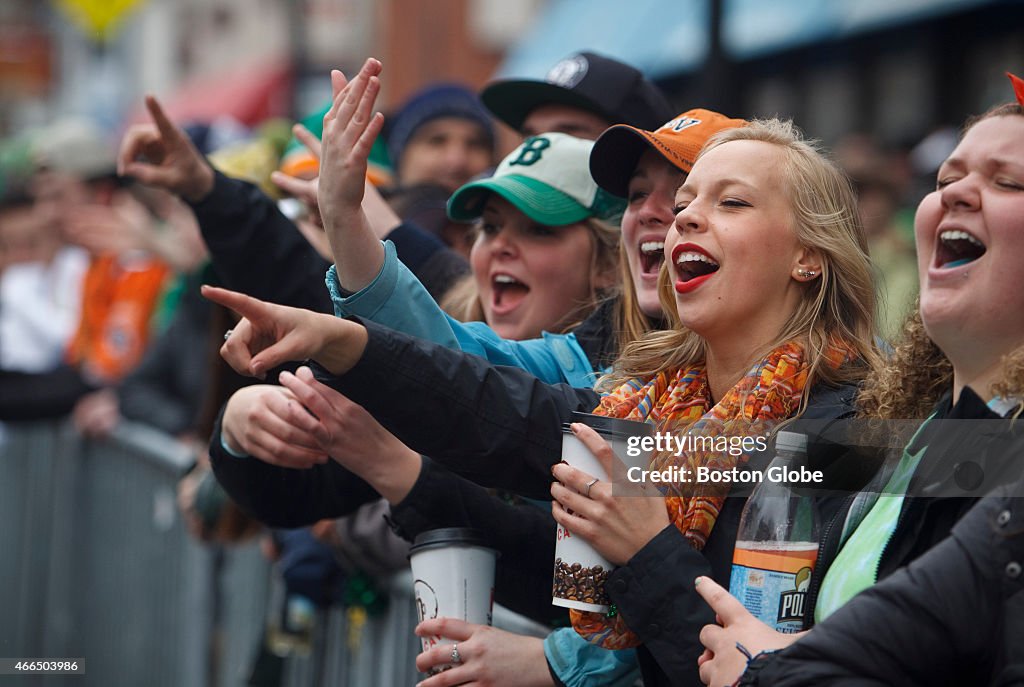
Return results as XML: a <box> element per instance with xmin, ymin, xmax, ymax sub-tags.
<box><xmin>0</xmin><ymin>0</ymin><xmax>534</xmax><ymax>138</ymax></box>
<box><xmin>1</xmin><ymin>0</ymin><xmax>1022</xmax><ymax>150</ymax></box>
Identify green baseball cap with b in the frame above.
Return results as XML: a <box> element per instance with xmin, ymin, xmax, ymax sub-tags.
<box><xmin>447</xmin><ymin>132</ymin><xmax>624</xmax><ymax>226</ymax></box>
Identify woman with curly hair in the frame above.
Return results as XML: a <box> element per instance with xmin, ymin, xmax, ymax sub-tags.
<box><xmin>697</xmin><ymin>73</ymin><xmax>1024</xmax><ymax>687</ymax></box>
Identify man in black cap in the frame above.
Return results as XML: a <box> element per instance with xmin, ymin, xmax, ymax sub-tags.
<box><xmin>481</xmin><ymin>51</ymin><xmax>674</xmax><ymax>140</ymax></box>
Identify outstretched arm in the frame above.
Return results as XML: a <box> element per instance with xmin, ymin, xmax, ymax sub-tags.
<box><xmin>269</xmin><ymin>59</ymin><xmax>403</xmax><ymax>290</ymax></box>
<box><xmin>317</xmin><ymin>317</ymin><xmax>600</xmax><ymax>496</ymax></box>
<box><xmin>316</xmin><ymin>59</ymin><xmax>390</xmax><ymax>292</ymax></box>
<box><xmin>209</xmin><ymin>401</ymin><xmax>382</xmax><ymax>528</ymax></box>
<box><xmin>203</xmin><ymin>285</ymin><xmax>600</xmax><ymax>496</ymax></box>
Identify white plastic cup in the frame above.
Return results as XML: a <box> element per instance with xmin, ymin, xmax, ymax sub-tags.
<box><xmin>408</xmin><ymin>528</ymin><xmax>498</xmax><ymax>672</ymax></box>
<box><xmin>552</xmin><ymin>412</ymin><xmax>653</xmax><ymax>613</ymax></box>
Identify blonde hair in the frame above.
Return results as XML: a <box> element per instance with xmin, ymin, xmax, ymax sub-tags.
<box><xmin>440</xmin><ymin>272</ymin><xmax>486</xmax><ymax>322</ymax></box>
<box><xmin>602</xmin><ymin>119</ymin><xmax>879</xmax><ymax>398</ymax></box>
<box><xmin>442</xmin><ymin>216</ymin><xmax>621</xmax><ymax>334</ymax></box>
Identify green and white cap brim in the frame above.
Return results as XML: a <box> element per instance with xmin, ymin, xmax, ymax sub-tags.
<box><xmin>447</xmin><ymin>175</ymin><xmax>593</xmax><ymax>226</ymax></box>
<box><xmin>446</xmin><ymin>131</ymin><xmax>625</xmax><ymax>226</ymax></box>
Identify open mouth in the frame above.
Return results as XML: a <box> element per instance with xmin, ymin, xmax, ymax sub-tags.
<box><xmin>674</xmin><ymin>250</ymin><xmax>720</xmax><ymax>282</ymax></box>
<box><xmin>492</xmin><ymin>273</ymin><xmax>530</xmax><ymax>313</ymax></box>
<box><xmin>639</xmin><ymin>241</ymin><xmax>665</xmax><ymax>275</ymax></box>
<box><xmin>936</xmin><ymin>229</ymin><xmax>986</xmax><ymax>269</ymax></box>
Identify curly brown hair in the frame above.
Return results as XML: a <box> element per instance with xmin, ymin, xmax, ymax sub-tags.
<box><xmin>857</xmin><ymin>305</ymin><xmax>1024</xmax><ymax>419</ymax></box>
<box><xmin>855</xmin><ymin>307</ymin><xmax>952</xmax><ymax>420</ymax></box>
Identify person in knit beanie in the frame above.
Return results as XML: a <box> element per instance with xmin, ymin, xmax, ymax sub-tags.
<box><xmin>384</xmin><ymin>83</ymin><xmax>495</xmax><ymax>192</ymax></box>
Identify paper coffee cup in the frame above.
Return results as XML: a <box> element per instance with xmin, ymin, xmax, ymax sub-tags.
<box><xmin>552</xmin><ymin>412</ymin><xmax>653</xmax><ymax>613</ymax></box>
<box><xmin>409</xmin><ymin>528</ymin><xmax>497</xmax><ymax>671</ymax></box>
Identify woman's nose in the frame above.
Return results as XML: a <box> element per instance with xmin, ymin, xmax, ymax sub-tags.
<box><xmin>939</xmin><ymin>175</ymin><xmax>981</xmax><ymax>212</ymax></box>
<box><xmin>640</xmin><ymin>194</ymin><xmax>673</xmax><ymax>227</ymax></box>
<box><xmin>487</xmin><ymin>226</ymin><xmax>518</xmax><ymax>257</ymax></box>
<box><xmin>673</xmin><ymin>201</ymin><xmax>704</xmax><ymax>235</ymax></box>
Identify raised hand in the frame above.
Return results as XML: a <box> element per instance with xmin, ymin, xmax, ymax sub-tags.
<box><xmin>318</xmin><ymin>60</ymin><xmax>383</xmax><ymax>230</ymax></box>
<box><xmin>200</xmin><ymin>285</ymin><xmax>367</xmax><ymax>378</ymax></box>
<box><xmin>550</xmin><ymin>423</ymin><xmax>669</xmax><ymax>566</ymax></box>
<box><xmin>271</xmin><ymin>121</ymin><xmax>399</xmax><ymax>250</ymax></box>
<box><xmin>694</xmin><ymin>576</ymin><xmax>803</xmax><ymax>686</ymax></box>
<box><xmin>118</xmin><ymin>95</ymin><xmax>215</xmax><ymax>202</ymax></box>
<box><xmin>316</xmin><ymin>59</ymin><xmax>396</xmax><ymax>291</ymax></box>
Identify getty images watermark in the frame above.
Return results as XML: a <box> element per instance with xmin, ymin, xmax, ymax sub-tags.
<box><xmin>612</xmin><ymin>418</ymin><xmax>1024</xmax><ymax>498</ymax></box>
<box><xmin>623</xmin><ymin>432</ymin><xmax>826</xmax><ymax>485</ymax></box>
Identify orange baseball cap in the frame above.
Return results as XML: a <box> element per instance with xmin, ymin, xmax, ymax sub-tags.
<box><xmin>589</xmin><ymin>108</ymin><xmax>746</xmax><ymax>198</ymax></box>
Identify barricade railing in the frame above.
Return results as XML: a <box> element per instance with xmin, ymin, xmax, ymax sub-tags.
<box><xmin>0</xmin><ymin>420</ymin><xmax>548</xmax><ymax>686</ymax></box>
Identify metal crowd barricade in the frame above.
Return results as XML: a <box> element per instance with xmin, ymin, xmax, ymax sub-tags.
<box><xmin>0</xmin><ymin>419</ymin><xmax>274</xmax><ymax>686</ymax></box>
<box><xmin>0</xmin><ymin>419</ymin><xmax>548</xmax><ymax>686</ymax></box>
<box><xmin>278</xmin><ymin>574</ymin><xmax>549</xmax><ymax>687</ymax></box>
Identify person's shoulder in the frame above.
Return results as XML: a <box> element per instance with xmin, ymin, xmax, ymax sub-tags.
<box><xmin>804</xmin><ymin>381</ymin><xmax>860</xmax><ymax>419</ymax></box>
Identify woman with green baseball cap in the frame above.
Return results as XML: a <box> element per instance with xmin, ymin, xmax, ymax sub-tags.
<box><xmin>439</xmin><ymin>131</ymin><xmax>623</xmax><ymax>341</ymax></box>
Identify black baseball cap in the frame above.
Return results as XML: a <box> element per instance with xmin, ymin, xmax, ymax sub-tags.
<box><xmin>481</xmin><ymin>51</ymin><xmax>674</xmax><ymax>133</ymax></box>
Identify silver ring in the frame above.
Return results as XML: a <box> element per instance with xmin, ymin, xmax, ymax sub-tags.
<box><xmin>585</xmin><ymin>478</ymin><xmax>599</xmax><ymax>498</ymax></box>
<box><xmin>223</xmin><ymin>329</ymin><xmax>233</xmax><ymax>342</ymax></box>
<box><xmin>450</xmin><ymin>643</ymin><xmax>462</xmax><ymax>664</ymax></box>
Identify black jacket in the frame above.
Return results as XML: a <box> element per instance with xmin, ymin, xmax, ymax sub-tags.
<box><xmin>744</xmin><ymin>476</ymin><xmax>1024</xmax><ymax>687</ymax></box>
<box><xmin>317</xmin><ymin>318</ymin><xmax>599</xmax><ymax>498</ymax></box>
<box><xmin>604</xmin><ymin>384</ymin><xmax>857</xmax><ymax>687</ymax></box>
<box><xmin>210</xmin><ymin>316</ymin><xmax>876</xmax><ymax>685</ymax></box>
<box><xmin>187</xmin><ymin>171</ymin><xmax>468</xmax><ymax>310</ymax></box>
<box><xmin>740</xmin><ymin>389</ymin><xmax>1024</xmax><ymax>687</ymax></box>
<box><xmin>308</xmin><ymin>319</ymin><xmax>861</xmax><ymax>686</ymax></box>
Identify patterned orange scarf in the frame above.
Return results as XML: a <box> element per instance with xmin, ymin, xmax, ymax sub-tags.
<box><xmin>570</xmin><ymin>339</ymin><xmax>855</xmax><ymax>649</ymax></box>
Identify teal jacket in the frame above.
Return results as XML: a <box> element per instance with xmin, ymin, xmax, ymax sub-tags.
<box><xmin>327</xmin><ymin>241</ymin><xmax>599</xmax><ymax>389</ymax></box>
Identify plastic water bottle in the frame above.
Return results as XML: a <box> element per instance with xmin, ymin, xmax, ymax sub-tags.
<box><xmin>729</xmin><ymin>431</ymin><xmax>818</xmax><ymax>633</ymax></box>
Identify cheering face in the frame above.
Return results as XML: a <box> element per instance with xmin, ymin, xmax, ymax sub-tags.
<box><xmin>622</xmin><ymin>150</ymin><xmax>685</xmax><ymax>319</ymax></box>
<box><xmin>470</xmin><ymin>195</ymin><xmax>598</xmax><ymax>341</ymax></box>
<box><xmin>915</xmin><ymin>115</ymin><xmax>1024</xmax><ymax>363</ymax></box>
<box><xmin>666</xmin><ymin>139</ymin><xmax>806</xmax><ymax>346</ymax></box>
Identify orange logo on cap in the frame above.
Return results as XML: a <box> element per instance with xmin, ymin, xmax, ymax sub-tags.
<box><xmin>663</xmin><ymin>117</ymin><xmax>703</xmax><ymax>132</ymax></box>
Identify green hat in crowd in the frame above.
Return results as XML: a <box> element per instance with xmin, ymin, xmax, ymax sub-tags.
<box><xmin>447</xmin><ymin>132</ymin><xmax>625</xmax><ymax>226</ymax></box>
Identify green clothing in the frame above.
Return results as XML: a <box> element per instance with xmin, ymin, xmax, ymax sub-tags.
<box><xmin>813</xmin><ymin>419</ymin><xmax>931</xmax><ymax>622</ymax></box>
